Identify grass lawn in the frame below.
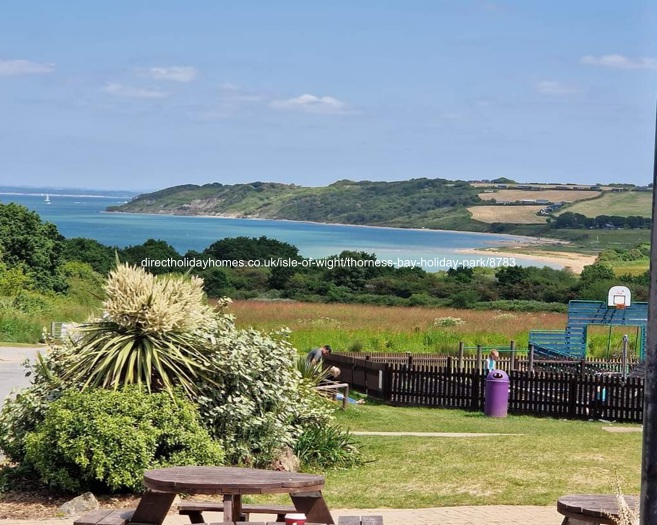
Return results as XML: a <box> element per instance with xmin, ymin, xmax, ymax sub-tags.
<box><xmin>255</xmin><ymin>404</ymin><xmax>641</xmax><ymax>508</ymax></box>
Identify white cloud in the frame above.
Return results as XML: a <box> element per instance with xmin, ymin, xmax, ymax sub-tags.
<box><xmin>0</xmin><ymin>59</ymin><xmax>54</xmax><ymax>77</ymax></box>
<box><xmin>102</xmin><ymin>83</ymin><xmax>169</xmax><ymax>99</ymax></box>
<box><xmin>581</xmin><ymin>54</ymin><xmax>657</xmax><ymax>70</ymax></box>
<box><xmin>141</xmin><ymin>66</ymin><xmax>198</xmax><ymax>82</ymax></box>
<box><xmin>535</xmin><ymin>80</ymin><xmax>579</xmax><ymax>96</ymax></box>
<box><xmin>270</xmin><ymin>93</ymin><xmax>348</xmax><ymax>114</ymax></box>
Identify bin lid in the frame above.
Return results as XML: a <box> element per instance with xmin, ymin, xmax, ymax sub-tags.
<box><xmin>486</xmin><ymin>370</ymin><xmax>509</xmax><ymax>381</ymax></box>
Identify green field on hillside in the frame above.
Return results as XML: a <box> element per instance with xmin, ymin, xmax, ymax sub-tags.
<box><xmin>559</xmin><ymin>191</ymin><xmax>651</xmax><ymax>218</ymax></box>
<box><xmin>535</xmin><ymin>228</ymin><xmax>651</xmax><ymax>253</ymax></box>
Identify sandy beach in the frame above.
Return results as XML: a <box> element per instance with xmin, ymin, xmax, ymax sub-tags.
<box><xmin>458</xmin><ymin>247</ymin><xmax>597</xmax><ymax>273</ymax></box>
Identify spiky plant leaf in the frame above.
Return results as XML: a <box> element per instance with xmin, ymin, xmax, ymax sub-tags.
<box><xmin>64</xmin><ymin>264</ymin><xmax>222</xmax><ymax>398</ymax></box>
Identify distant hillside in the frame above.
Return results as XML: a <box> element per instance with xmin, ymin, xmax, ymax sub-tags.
<box><xmin>109</xmin><ymin>179</ymin><xmax>483</xmax><ymax>229</ymax></box>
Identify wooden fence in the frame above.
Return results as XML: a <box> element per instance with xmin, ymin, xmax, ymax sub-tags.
<box><xmin>325</xmin><ymin>353</ymin><xmax>644</xmax><ymax>423</ymax></box>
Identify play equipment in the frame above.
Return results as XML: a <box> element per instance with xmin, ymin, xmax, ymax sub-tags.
<box><xmin>529</xmin><ymin>289</ymin><xmax>647</xmax><ymax>359</ymax></box>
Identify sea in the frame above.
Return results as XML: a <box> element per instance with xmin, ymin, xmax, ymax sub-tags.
<box><xmin>0</xmin><ymin>188</ymin><xmax>555</xmax><ymax>271</ymax></box>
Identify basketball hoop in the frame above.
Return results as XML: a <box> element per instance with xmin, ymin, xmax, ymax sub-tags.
<box><xmin>608</xmin><ymin>286</ymin><xmax>631</xmax><ymax>309</ymax></box>
<box><xmin>614</xmin><ymin>296</ymin><xmax>627</xmax><ymax>309</ymax></box>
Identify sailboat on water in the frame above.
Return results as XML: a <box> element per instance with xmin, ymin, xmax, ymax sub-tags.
<box><xmin>44</xmin><ymin>194</ymin><xmax>51</xmax><ymax>204</ymax></box>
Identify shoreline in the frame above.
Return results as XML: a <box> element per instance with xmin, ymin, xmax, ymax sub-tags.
<box><xmin>104</xmin><ymin>209</ymin><xmax>545</xmax><ymax>243</ymax></box>
<box><xmin>458</xmin><ymin>247</ymin><xmax>597</xmax><ymax>273</ymax></box>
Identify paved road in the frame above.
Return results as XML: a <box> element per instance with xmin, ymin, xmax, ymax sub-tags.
<box><xmin>0</xmin><ymin>346</ymin><xmax>42</xmax><ymax>402</ymax></box>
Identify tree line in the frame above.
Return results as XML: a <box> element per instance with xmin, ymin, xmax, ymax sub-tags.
<box><xmin>550</xmin><ymin>212</ymin><xmax>651</xmax><ymax>230</ymax></box>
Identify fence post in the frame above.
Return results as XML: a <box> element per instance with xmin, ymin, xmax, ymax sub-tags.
<box><xmin>472</xmin><ymin>369</ymin><xmax>481</xmax><ymax>410</ymax></box>
<box><xmin>510</xmin><ymin>340</ymin><xmax>516</xmax><ymax>371</ymax></box>
<box><xmin>476</xmin><ymin>345</ymin><xmax>483</xmax><ymax>374</ymax></box>
<box><xmin>458</xmin><ymin>342</ymin><xmax>464</xmax><ymax>370</ymax></box>
<box><xmin>568</xmin><ymin>376</ymin><xmax>578</xmax><ymax>418</ymax></box>
<box><xmin>528</xmin><ymin>344</ymin><xmax>535</xmax><ymax>373</ymax></box>
<box><xmin>447</xmin><ymin>355</ymin><xmax>453</xmax><ymax>376</ymax></box>
<box><xmin>580</xmin><ymin>358</ymin><xmax>586</xmax><ymax>376</ymax></box>
<box><xmin>384</xmin><ymin>363</ymin><xmax>392</xmax><ymax>402</ymax></box>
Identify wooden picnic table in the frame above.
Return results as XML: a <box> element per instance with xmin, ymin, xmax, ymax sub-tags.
<box><xmin>140</xmin><ymin>466</ymin><xmax>334</xmax><ymax>524</ymax></box>
<box><xmin>557</xmin><ymin>494</ymin><xmax>638</xmax><ymax>524</ymax></box>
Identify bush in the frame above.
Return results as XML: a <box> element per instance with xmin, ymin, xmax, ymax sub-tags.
<box><xmin>23</xmin><ymin>388</ymin><xmax>223</xmax><ymax>493</ymax></box>
<box><xmin>0</xmin><ymin>309</ymin><xmax>43</xmax><ymax>343</ymax></box>
<box><xmin>197</xmin><ymin>328</ymin><xmax>334</xmax><ymax>467</ymax></box>
<box><xmin>475</xmin><ymin>300</ymin><xmax>567</xmax><ymax>313</ymax></box>
<box><xmin>433</xmin><ymin>316</ymin><xmax>465</xmax><ymax>327</ymax></box>
<box><xmin>0</xmin><ymin>351</ymin><xmax>67</xmax><ymax>463</ymax></box>
<box><xmin>293</xmin><ymin>423</ymin><xmax>363</xmax><ymax>470</ymax></box>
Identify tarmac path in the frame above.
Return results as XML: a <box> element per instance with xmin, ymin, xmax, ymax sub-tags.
<box><xmin>0</xmin><ymin>346</ymin><xmax>42</xmax><ymax>403</ymax></box>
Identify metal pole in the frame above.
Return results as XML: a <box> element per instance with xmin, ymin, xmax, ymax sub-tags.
<box><xmin>640</xmin><ymin>104</ymin><xmax>657</xmax><ymax>525</ymax></box>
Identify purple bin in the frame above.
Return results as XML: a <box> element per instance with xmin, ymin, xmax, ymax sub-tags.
<box><xmin>484</xmin><ymin>370</ymin><xmax>509</xmax><ymax>417</ymax></box>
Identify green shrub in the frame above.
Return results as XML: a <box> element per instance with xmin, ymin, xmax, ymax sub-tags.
<box><xmin>0</xmin><ymin>351</ymin><xmax>67</xmax><ymax>462</ymax></box>
<box><xmin>0</xmin><ymin>310</ymin><xmax>43</xmax><ymax>343</ymax></box>
<box><xmin>198</xmin><ymin>328</ymin><xmax>334</xmax><ymax>467</ymax></box>
<box><xmin>475</xmin><ymin>300</ymin><xmax>567</xmax><ymax>313</ymax></box>
<box><xmin>23</xmin><ymin>388</ymin><xmax>223</xmax><ymax>493</ymax></box>
<box><xmin>11</xmin><ymin>291</ymin><xmax>52</xmax><ymax>315</ymax></box>
<box><xmin>294</xmin><ymin>423</ymin><xmax>363</xmax><ymax>470</ymax></box>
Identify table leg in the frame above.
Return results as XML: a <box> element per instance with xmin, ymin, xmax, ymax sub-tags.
<box><xmin>130</xmin><ymin>490</ymin><xmax>177</xmax><ymax>525</ymax></box>
<box><xmin>222</xmin><ymin>494</ymin><xmax>243</xmax><ymax>523</ymax></box>
<box><xmin>290</xmin><ymin>491</ymin><xmax>334</xmax><ymax>524</ymax></box>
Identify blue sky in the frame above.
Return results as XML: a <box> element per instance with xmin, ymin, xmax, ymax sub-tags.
<box><xmin>1</xmin><ymin>1</ymin><xmax>656</xmax><ymax>191</ymax></box>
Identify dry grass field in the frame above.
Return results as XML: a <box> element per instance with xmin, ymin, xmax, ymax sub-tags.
<box><xmin>559</xmin><ymin>191</ymin><xmax>651</xmax><ymax>218</ymax></box>
<box><xmin>229</xmin><ymin>300</ymin><xmax>563</xmax><ymax>332</ymax></box>
<box><xmin>478</xmin><ymin>189</ymin><xmax>601</xmax><ymax>202</ymax></box>
<box><xmin>227</xmin><ymin>300</ymin><xmax>566</xmax><ymax>353</ymax></box>
<box><xmin>467</xmin><ymin>205</ymin><xmax>547</xmax><ymax>224</ymax></box>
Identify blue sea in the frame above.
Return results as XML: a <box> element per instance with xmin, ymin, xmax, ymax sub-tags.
<box><xmin>0</xmin><ymin>190</ymin><xmax>555</xmax><ymax>270</ymax></box>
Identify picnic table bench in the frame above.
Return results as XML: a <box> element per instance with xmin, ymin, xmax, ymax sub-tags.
<box><xmin>75</xmin><ymin>466</ymin><xmax>338</xmax><ymax>525</ymax></box>
<box><xmin>557</xmin><ymin>494</ymin><xmax>638</xmax><ymax>524</ymax></box>
<box><xmin>178</xmin><ymin>501</ymin><xmax>297</xmax><ymax>522</ymax></box>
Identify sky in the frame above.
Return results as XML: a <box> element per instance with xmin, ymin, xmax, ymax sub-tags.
<box><xmin>1</xmin><ymin>1</ymin><xmax>656</xmax><ymax>191</ymax></box>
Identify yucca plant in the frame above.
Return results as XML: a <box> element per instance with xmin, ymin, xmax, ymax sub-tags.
<box><xmin>64</xmin><ymin>264</ymin><xmax>223</xmax><ymax>398</ymax></box>
<box><xmin>295</xmin><ymin>355</ymin><xmax>333</xmax><ymax>386</ymax></box>
<box><xmin>294</xmin><ymin>423</ymin><xmax>362</xmax><ymax>469</ymax></box>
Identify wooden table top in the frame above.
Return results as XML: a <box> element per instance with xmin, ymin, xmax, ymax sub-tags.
<box><xmin>557</xmin><ymin>494</ymin><xmax>638</xmax><ymax>520</ymax></box>
<box><xmin>144</xmin><ymin>466</ymin><xmax>325</xmax><ymax>495</ymax></box>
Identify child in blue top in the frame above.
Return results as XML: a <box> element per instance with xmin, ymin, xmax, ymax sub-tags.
<box><xmin>486</xmin><ymin>349</ymin><xmax>499</xmax><ymax>372</ymax></box>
